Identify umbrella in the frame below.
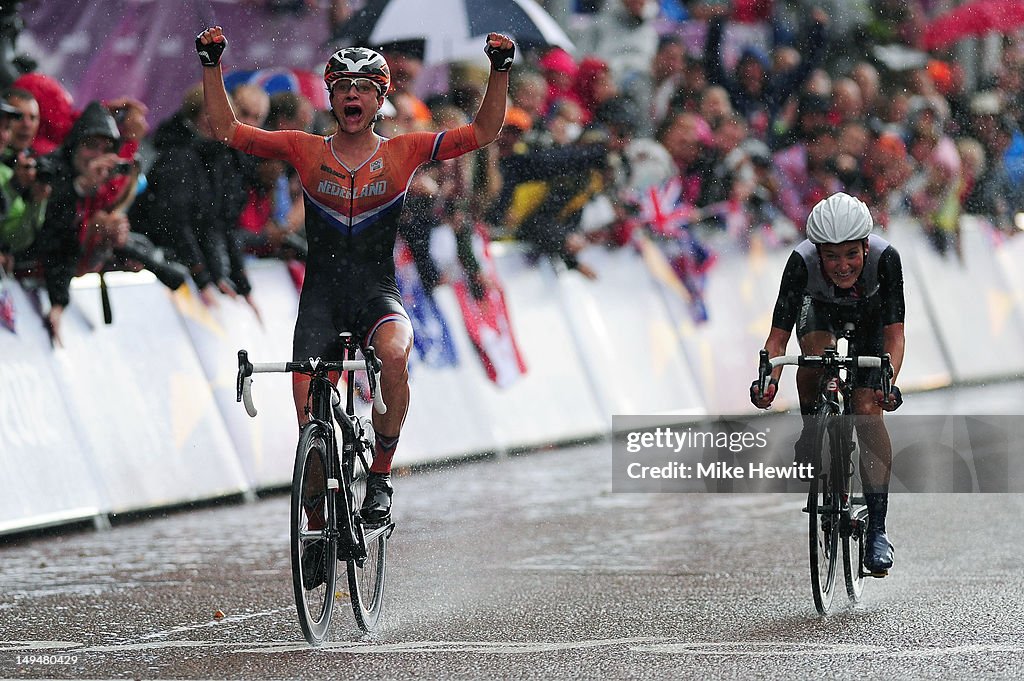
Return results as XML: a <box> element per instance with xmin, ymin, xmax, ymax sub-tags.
<box><xmin>224</xmin><ymin>68</ymin><xmax>331</xmax><ymax>111</ymax></box>
<box><xmin>332</xmin><ymin>0</ymin><xmax>575</xmax><ymax>66</ymax></box>
<box><xmin>924</xmin><ymin>0</ymin><xmax>1024</xmax><ymax>51</ymax></box>
<box><xmin>871</xmin><ymin>44</ymin><xmax>929</xmax><ymax>72</ymax></box>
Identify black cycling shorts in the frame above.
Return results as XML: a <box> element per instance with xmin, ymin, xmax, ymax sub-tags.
<box><xmin>796</xmin><ymin>295</ymin><xmax>883</xmax><ymax>389</ymax></box>
<box><xmin>292</xmin><ymin>293</ymin><xmax>411</xmax><ymax>361</ymax></box>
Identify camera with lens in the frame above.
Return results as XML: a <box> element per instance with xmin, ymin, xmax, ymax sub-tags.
<box><xmin>34</xmin><ymin>155</ymin><xmax>57</xmax><ymax>184</ymax></box>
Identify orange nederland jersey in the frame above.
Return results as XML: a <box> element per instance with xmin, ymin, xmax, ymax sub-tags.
<box><xmin>230</xmin><ymin>124</ymin><xmax>480</xmax><ymax>301</ymax></box>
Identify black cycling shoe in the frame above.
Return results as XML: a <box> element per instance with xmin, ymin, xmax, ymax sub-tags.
<box><xmin>794</xmin><ymin>429</ymin><xmax>818</xmax><ymax>480</ymax></box>
<box><xmin>360</xmin><ymin>472</ymin><xmax>393</xmax><ymax>523</ymax></box>
<box><xmin>864</xmin><ymin>529</ymin><xmax>894</xmax><ymax>576</ymax></box>
<box><xmin>300</xmin><ymin>540</ymin><xmax>328</xmax><ymax>590</ymax></box>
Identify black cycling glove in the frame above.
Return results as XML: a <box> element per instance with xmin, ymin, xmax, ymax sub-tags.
<box><xmin>749</xmin><ymin>377</ymin><xmax>778</xmax><ymax>408</ymax></box>
<box><xmin>196</xmin><ymin>34</ymin><xmax>227</xmax><ymax>68</ymax></box>
<box><xmin>485</xmin><ymin>39</ymin><xmax>515</xmax><ymax>72</ymax></box>
<box><xmin>882</xmin><ymin>384</ymin><xmax>903</xmax><ymax>411</ymax></box>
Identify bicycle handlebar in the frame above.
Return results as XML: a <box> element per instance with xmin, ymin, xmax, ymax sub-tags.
<box><xmin>756</xmin><ymin>349</ymin><xmax>892</xmax><ymax>399</ymax></box>
<box><xmin>236</xmin><ymin>349</ymin><xmax>388</xmax><ymax>418</ymax></box>
<box><xmin>765</xmin><ymin>354</ymin><xmax>884</xmax><ymax>369</ymax></box>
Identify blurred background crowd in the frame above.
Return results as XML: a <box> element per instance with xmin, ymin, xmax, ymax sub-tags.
<box><xmin>1</xmin><ymin>0</ymin><xmax>1024</xmax><ymax>342</ymax></box>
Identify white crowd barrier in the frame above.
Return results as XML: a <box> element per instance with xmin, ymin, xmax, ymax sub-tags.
<box><xmin>892</xmin><ymin>215</ymin><xmax>1024</xmax><ymax>383</ymax></box>
<box><xmin>0</xmin><ymin>217</ymin><xmax>1020</xmax><ymax>534</ymax></box>
<box><xmin>174</xmin><ymin>262</ymin><xmax>300</xmax><ymax>490</ymax></box>
<box><xmin>0</xmin><ymin>279</ymin><xmax>104</xmax><ymax>534</ymax></box>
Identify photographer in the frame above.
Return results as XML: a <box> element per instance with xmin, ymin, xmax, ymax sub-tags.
<box><xmin>27</xmin><ymin>101</ymin><xmax>183</xmax><ymax>345</ymax></box>
<box><xmin>0</xmin><ymin>100</ymin><xmax>48</xmax><ymax>272</ymax></box>
<box><xmin>1</xmin><ymin>88</ymin><xmax>39</xmax><ymax>163</ymax></box>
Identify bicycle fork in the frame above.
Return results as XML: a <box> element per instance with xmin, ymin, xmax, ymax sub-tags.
<box><xmin>829</xmin><ymin>418</ymin><xmax>856</xmax><ymax>536</ymax></box>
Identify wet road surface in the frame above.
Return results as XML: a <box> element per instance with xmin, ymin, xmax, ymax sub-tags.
<box><xmin>3</xmin><ymin>383</ymin><xmax>1024</xmax><ymax>679</ymax></box>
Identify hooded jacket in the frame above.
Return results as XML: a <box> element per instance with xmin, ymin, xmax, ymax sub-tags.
<box><xmin>30</xmin><ymin>102</ymin><xmax>134</xmax><ymax>307</ymax></box>
<box><xmin>129</xmin><ymin>109</ymin><xmax>218</xmax><ymax>289</ymax></box>
<box><xmin>129</xmin><ymin>109</ymin><xmax>252</xmax><ymax>295</ymax></box>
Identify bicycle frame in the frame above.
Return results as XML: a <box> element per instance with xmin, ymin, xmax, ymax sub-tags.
<box><xmin>238</xmin><ymin>335</ymin><xmax>386</xmax><ymax>551</ymax></box>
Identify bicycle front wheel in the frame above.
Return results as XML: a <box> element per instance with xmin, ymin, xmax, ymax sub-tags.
<box><xmin>844</xmin><ymin>504</ymin><xmax>869</xmax><ymax>603</ymax></box>
<box><xmin>808</xmin><ymin>414</ymin><xmax>840</xmax><ymax>615</ymax></box>
<box><xmin>291</xmin><ymin>422</ymin><xmax>338</xmax><ymax>645</ymax></box>
<box><xmin>344</xmin><ymin>422</ymin><xmax>389</xmax><ymax>633</ymax></box>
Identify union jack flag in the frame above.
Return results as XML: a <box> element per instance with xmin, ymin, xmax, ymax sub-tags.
<box><xmin>633</xmin><ymin>179</ymin><xmax>717</xmax><ymax>323</ymax></box>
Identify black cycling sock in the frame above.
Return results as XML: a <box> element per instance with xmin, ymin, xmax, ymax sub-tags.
<box><xmin>794</xmin><ymin>406</ymin><xmax>816</xmax><ymax>466</ymax></box>
<box><xmin>864</xmin><ymin>492</ymin><xmax>888</xmax><ymax>533</ymax></box>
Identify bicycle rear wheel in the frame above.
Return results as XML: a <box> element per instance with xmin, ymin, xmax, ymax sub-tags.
<box><xmin>808</xmin><ymin>414</ymin><xmax>840</xmax><ymax>615</ymax></box>
<box><xmin>344</xmin><ymin>421</ymin><xmax>389</xmax><ymax>633</ymax></box>
<box><xmin>290</xmin><ymin>422</ymin><xmax>338</xmax><ymax>645</ymax></box>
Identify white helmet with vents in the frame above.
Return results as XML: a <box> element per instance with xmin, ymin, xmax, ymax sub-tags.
<box><xmin>805</xmin><ymin>192</ymin><xmax>873</xmax><ymax>244</ymax></box>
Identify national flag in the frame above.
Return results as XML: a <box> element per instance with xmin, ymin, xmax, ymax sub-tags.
<box><xmin>394</xmin><ymin>238</ymin><xmax>458</xmax><ymax>368</ymax></box>
<box><xmin>634</xmin><ymin>179</ymin><xmax>717</xmax><ymax>323</ymax></box>
<box><xmin>452</xmin><ymin>224</ymin><xmax>527</xmax><ymax>387</ymax></box>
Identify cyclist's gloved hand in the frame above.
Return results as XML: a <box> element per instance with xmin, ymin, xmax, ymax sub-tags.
<box><xmin>750</xmin><ymin>377</ymin><xmax>778</xmax><ymax>409</ymax></box>
<box><xmin>196</xmin><ymin>27</ymin><xmax>227</xmax><ymax>68</ymax></box>
<box><xmin>484</xmin><ymin>33</ymin><xmax>515</xmax><ymax>72</ymax></box>
<box><xmin>876</xmin><ymin>384</ymin><xmax>903</xmax><ymax>411</ymax></box>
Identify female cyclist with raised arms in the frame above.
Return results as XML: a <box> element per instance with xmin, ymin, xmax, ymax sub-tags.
<box><xmin>751</xmin><ymin>192</ymin><xmax>906</xmax><ymax>576</ymax></box>
<box><xmin>197</xmin><ymin>26</ymin><xmax>515</xmax><ymax>521</ymax></box>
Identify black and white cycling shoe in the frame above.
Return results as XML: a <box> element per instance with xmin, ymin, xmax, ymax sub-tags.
<box><xmin>360</xmin><ymin>472</ymin><xmax>393</xmax><ymax>523</ymax></box>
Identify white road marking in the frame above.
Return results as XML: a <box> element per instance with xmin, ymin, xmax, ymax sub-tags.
<box><xmin>631</xmin><ymin>642</ymin><xmax>886</xmax><ymax>655</ymax></box>
<box><xmin>239</xmin><ymin>637</ymin><xmax>668</xmax><ymax>655</ymax></box>
<box><xmin>0</xmin><ymin>641</ymin><xmax>83</xmax><ymax>651</ymax></box>
<box><xmin>3</xmin><ymin>639</ymin><xmax>1022</xmax><ymax>658</ymax></box>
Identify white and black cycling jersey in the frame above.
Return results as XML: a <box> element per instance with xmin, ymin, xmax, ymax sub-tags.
<box><xmin>772</xmin><ymin>234</ymin><xmax>905</xmax><ymax>332</ymax></box>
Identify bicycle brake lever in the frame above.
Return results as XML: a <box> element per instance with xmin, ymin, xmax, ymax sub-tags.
<box><xmin>881</xmin><ymin>353</ymin><xmax>893</xmax><ymax>398</ymax></box>
<box><xmin>757</xmin><ymin>349</ymin><xmax>771</xmax><ymax>395</ymax></box>
<box><xmin>237</xmin><ymin>349</ymin><xmax>258</xmax><ymax>417</ymax></box>
<box><xmin>236</xmin><ymin>350</ymin><xmax>251</xmax><ymax>403</ymax></box>
<box><xmin>362</xmin><ymin>346</ymin><xmax>388</xmax><ymax>415</ymax></box>
<box><xmin>363</xmin><ymin>345</ymin><xmax>383</xmax><ymax>373</ymax></box>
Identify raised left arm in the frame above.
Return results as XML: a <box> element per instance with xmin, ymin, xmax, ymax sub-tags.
<box><xmin>470</xmin><ymin>33</ymin><xmax>514</xmax><ymax>147</ymax></box>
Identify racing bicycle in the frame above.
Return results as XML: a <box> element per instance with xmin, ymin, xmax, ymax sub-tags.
<box><xmin>236</xmin><ymin>332</ymin><xmax>394</xmax><ymax>643</ymax></box>
<box><xmin>756</xmin><ymin>322</ymin><xmax>893</xmax><ymax>614</ymax></box>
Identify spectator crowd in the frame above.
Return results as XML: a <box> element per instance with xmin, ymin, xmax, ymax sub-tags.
<box><xmin>2</xmin><ymin>0</ymin><xmax>1024</xmax><ymax>342</ymax></box>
